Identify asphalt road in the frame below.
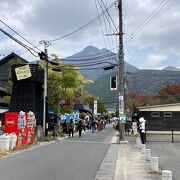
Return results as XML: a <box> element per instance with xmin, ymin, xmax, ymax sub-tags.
<box><xmin>147</xmin><ymin>140</ymin><xmax>180</xmax><ymax>179</ymax></box>
<box><xmin>0</xmin><ymin>124</ymin><xmax>115</xmax><ymax>180</ymax></box>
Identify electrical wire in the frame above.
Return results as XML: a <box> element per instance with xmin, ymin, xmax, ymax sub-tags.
<box><xmin>66</xmin><ymin>58</ymin><xmax>118</xmax><ymax>65</ymax></box>
<box><xmin>0</xmin><ymin>27</ymin><xmax>38</xmax><ymax>57</ymax></box>
<box><xmin>97</xmin><ymin>0</ymin><xmax>113</xmax><ymax>51</ymax></box>
<box><xmin>94</xmin><ymin>0</ymin><xmax>108</xmax><ymax>50</ymax></box>
<box><xmin>60</xmin><ymin>53</ymin><xmax>116</xmax><ymax>61</ymax></box>
<box><xmin>48</xmin><ymin>1</ymin><xmax>116</xmax><ymax>43</ymax></box>
<box><xmin>68</xmin><ymin>61</ymin><xmax>117</xmax><ymax>67</ymax></box>
<box><xmin>100</xmin><ymin>0</ymin><xmax>117</xmax><ymax>53</ymax></box>
<box><xmin>124</xmin><ymin>0</ymin><xmax>171</xmax><ymax>45</ymax></box>
<box><xmin>0</xmin><ymin>19</ymin><xmax>41</xmax><ymax>53</ymax></box>
<box><xmin>99</xmin><ymin>0</ymin><xmax>117</xmax><ymax>31</ymax></box>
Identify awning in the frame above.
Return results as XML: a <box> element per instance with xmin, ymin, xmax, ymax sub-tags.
<box><xmin>73</xmin><ymin>104</ymin><xmax>93</xmax><ymax>116</ymax></box>
<box><xmin>0</xmin><ymin>108</ymin><xmax>9</xmax><ymax>114</ymax></box>
<box><xmin>0</xmin><ymin>86</ymin><xmax>7</xmax><ymax>96</ymax></box>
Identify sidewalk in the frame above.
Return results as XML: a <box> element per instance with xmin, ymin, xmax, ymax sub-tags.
<box><xmin>114</xmin><ymin>136</ymin><xmax>162</xmax><ymax>180</ymax></box>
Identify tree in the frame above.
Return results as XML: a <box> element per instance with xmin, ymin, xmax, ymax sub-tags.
<box><xmin>126</xmin><ymin>92</ymin><xmax>159</xmax><ymax>114</ymax></box>
<box><xmin>39</xmin><ymin>55</ymin><xmax>92</xmax><ymax>113</ymax></box>
<box><xmin>84</xmin><ymin>94</ymin><xmax>106</xmax><ymax>114</ymax></box>
<box><xmin>158</xmin><ymin>84</ymin><xmax>180</xmax><ymax>103</ymax></box>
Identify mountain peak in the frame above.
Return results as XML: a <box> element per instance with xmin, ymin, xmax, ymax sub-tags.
<box><xmin>70</xmin><ymin>46</ymin><xmax>100</xmax><ymax>58</ymax></box>
<box><xmin>163</xmin><ymin>66</ymin><xmax>180</xmax><ymax>71</ymax></box>
<box><xmin>82</xmin><ymin>46</ymin><xmax>100</xmax><ymax>54</ymax></box>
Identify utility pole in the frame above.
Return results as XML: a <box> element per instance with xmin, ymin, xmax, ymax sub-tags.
<box><xmin>118</xmin><ymin>0</ymin><xmax>125</xmax><ymax>142</ymax></box>
<box><xmin>39</xmin><ymin>40</ymin><xmax>51</xmax><ymax>137</ymax></box>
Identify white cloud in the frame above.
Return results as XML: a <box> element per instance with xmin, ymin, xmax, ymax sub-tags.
<box><xmin>145</xmin><ymin>54</ymin><xmax>167</xmax><ymax>68</ymax></box>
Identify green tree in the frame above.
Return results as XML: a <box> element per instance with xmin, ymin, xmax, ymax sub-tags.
<box><xmin>84</xmin><ymin>94</ymin><xmax>106</xmax><ymax>114</ymax></box>
<box><xmin>39</xmin><ymin>55</ymin><xmax>91</xmax><ymax>113</ymax></box>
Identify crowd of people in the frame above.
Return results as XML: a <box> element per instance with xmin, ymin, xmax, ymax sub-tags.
<box><xmin>62</xmin><ymin>118</ymin><xmax>107</xmax><ymax>138</ymax></box>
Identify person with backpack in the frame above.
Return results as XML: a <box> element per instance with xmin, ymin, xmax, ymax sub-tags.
<box><xmin>68</xmin><ymin>118</ymin><xmax>74</xmax><ymax>137</ymax></box>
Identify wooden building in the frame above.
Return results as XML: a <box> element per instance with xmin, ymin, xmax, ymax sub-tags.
<box><xmin>0</xmin><ymin>85</ymin><xmax>8</xmax><ymax>125</ymax></box>
<box><xmin>137</xmin><ymin>103</ymin><xmax>180</xmax><ymax>131</ymax></box>
<box><xmin>0</xmin><ymin>52</ymin><xmax>28</xmax><ymax>87</ymax></box>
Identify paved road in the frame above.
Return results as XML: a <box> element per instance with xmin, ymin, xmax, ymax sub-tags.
<box><xmin>0</xmin><ymin>124</ymin><xmax>115</xmax><ymax>180</ymax></box>
<box><xmin>147</xmin><ymin>141</ymin><xmax>180</xmax><ymax>179</ymax></box>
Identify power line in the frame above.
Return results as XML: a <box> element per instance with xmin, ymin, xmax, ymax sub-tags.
<box><xmin>124</xmin><ymin>0</ymin><xmax>171</xmax><ymax>45</ymax></box>
<box><xmin>48</xmin><ymin>1</ymin><xmax>116</xmax><ymax>43</ymax></box>
<box><xmin>0</xmin><ymin>19</ymin><xmax>41</xmax><ymax>53</ymax></box>
<box><xmin>94</xmin><ymin>0</ymin><xmax>108</xmax><ymax>50</ymax></box>
<box><xmin>97</xmin><ymin>0</ymin><xmax>113</xmax><ymax>51</ymax></box>
<box><xmin>0</xmin><ymin>27</ymin><xmax>38</xmax><ymax>57</ymax></box>
<box><xmin>68</xmin><ymin>61</ymin><xmax>117</xmax><ymax>67</ymax></box>
<box><xmin>60</xmin><ymin>53</ymin><xmax>116</xmax><ymax>61</ymax></box>
<box><xmin>99</xmin><ymin>0</ymin><xmax>117</xmax><ymax>31</ymax></box>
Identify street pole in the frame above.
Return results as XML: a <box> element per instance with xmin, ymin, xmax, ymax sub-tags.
<box><xmin>118</xmin><ymin>0</ymin><xmax>125</xmax><ymax>142</ymax></box>
<box><xmin>39</xmin><ymin>40</ymin><xmax>51</xmax><ymax>137</ymax></box>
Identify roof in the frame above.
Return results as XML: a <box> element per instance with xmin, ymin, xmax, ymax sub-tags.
<box><xmin>0</xmin><ymin>85</ymin><xmax>7</xmax><ymax>96</ymax></box>
<box><xmin>137</xmin><ymin>103</ymin><xmax>180</xmax><ymax>112</ymax></box>
<box><xmin>0</xmin><ymin>108</ymin><xmax>9</xmax><ymax>114</ymax></box>
<box><xmin>73</xmin><ymin>104</ymin><xmax>93</xmax><ymax>116</ymax></box>
<box><xmin>0</xmin><ymin>52</ymin><xmax>28</xmax><ymax>65</ymax></box>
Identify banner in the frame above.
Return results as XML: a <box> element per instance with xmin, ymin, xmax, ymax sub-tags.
<box><xmin>15</xmin><ymin>65</ymin><xmax>32</xmax><ymax>80</ymax></box>
<box><xmin>94</xmin><ymin>100</ymin><xmax>97</xmax><ymax>115</ymax></box>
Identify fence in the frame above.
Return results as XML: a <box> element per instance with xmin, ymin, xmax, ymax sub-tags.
<box><xmin>145</xmin><ymin>130</ymin><xmax>180</xmax><ymax>143</ymax></box>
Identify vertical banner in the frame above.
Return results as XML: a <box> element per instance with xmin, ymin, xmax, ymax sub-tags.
<box><xmin>27</xmin><ymin>111</ymin><xmax>36</xmax><ymax>143</ymax></box>
<box><xmin>17</xmin><ymin>111</ymin><xmax>28</xmax><ymax>145</ymax></box>
<box><xmin>119</xmin><ymin>95</ymin><xmax>124</xmax><ymax>114</ymax></box>
<box><xmin>94</xmin><ymin>100</ymin><xmax>97</xmax><ymax>115</ymax></box>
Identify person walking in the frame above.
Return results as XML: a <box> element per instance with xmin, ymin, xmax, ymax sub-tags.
<box><xmin>63</xmin><ymin>120</ymin><xmax>67</xmax><ymax>134</ymax></box>
<box><xmin>97</xmin><ymin>119</ymin><xmax>101</xmax><ymax>132</ymax></box>
<box><xmin>91</xmin><ymin>120</ymin><xmax>96</xmax><ymax>133</ymax></box>
<box><xmin>68</xmin><ymin>119</ymin><xmax>74</xmax><ymax>137</ymax></box>
<box><xmin>78</xmin><ymin>120</ymin><xmax>83</xmax><ymax>137</ymax></box>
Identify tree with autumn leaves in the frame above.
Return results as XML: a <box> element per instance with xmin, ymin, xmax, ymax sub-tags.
<box><xmin>158</xmin><ymin>84</ymin><xmax>180</xmax><ymax>103</ymax></box>
<box><xmin>126</xmin><ymin>84</ymin><xmax>180</xmax><ymax>114</ymax></box>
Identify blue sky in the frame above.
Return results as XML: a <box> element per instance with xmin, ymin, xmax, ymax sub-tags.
<box><xmin>0</xmin><ymin>0</ymin><xmax>180</xmax><ymax>69</ymax></box>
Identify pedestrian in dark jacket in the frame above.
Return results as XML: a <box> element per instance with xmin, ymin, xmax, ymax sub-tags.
<box><xmin>91</xmin><ymin>120</ymin><xmax>96</xmax><ymax>133</ymax></box>
<box><xmin>68</xmin><ymin>119</ymin><xmax>74</xmax><ymax>137</ymax></box>
<box><xmin>78</xmin><ymin>120</ymin><xmax>83</xmax><ymax>137</ymax></box>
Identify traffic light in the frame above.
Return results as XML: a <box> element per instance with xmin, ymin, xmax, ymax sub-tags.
<box><xmin>38</xmin><ymin>51</ymin><xmax>46</xmax><ymax>60</ymax></box>
<box><xmin>110</xmin><ymin>76</ymin><xmax>117</xmax><ymax>90</ymax></box>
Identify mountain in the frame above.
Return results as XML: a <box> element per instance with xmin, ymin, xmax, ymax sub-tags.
<box><xmin>63</xmin><ymin>46</ymin><xmax>139</xmax><ymax>81</ymax></box>
<box><xmin>85</xmin><ymin>70</ymin><xmax>180</xmax><ymax>102</ymax></box>
<box><xmin>163</xmin><ymin>66</ymin><xmax>180</xmax><ymax>71</ymax></box>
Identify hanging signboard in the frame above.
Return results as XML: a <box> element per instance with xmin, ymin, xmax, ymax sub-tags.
<box><xmin>15</xmin><ymin>65</ymin><xmax>32</xmax><ymax>80</ymax></box>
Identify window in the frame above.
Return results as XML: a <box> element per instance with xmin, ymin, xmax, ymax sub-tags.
<box><xmin>151</xmin><ymin>112</ymin><xmax>160</xmax><ymax>117</ymax></box>
<box><xmin>164</xmin><ymin>112</ymin><xmax>172</xmax><ymax>117</ymax></box>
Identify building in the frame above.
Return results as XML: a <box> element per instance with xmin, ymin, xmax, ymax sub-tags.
<box><xmin>0</xmin><ymin>85</ymin><xmax>8</xmax><ymax>113</ymax></box>
<box><xmin>137</xmin><ymin>103</ymin><xmax>180</xmax><ymax>131</ymax></box>
<box><xmin>0</xmin><ymin>52</ymin><xmax>28</xmax><ymax>87</ymax></box>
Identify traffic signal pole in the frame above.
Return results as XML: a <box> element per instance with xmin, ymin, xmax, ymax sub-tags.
<box><xmin>118</xmin><ymin>0</ymin><xmax>125</xmax><ymax>142</ymax></box>
<box><xmin>39</xmin><ymin>40</ymin><xmax>51</xmax><ymax>137</ymax></box>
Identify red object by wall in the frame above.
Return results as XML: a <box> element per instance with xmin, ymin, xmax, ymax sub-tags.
<box><xmin>4</xmin><ymin>112</ymin><xmax>19</xmax><ymax>135</ymax></box>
